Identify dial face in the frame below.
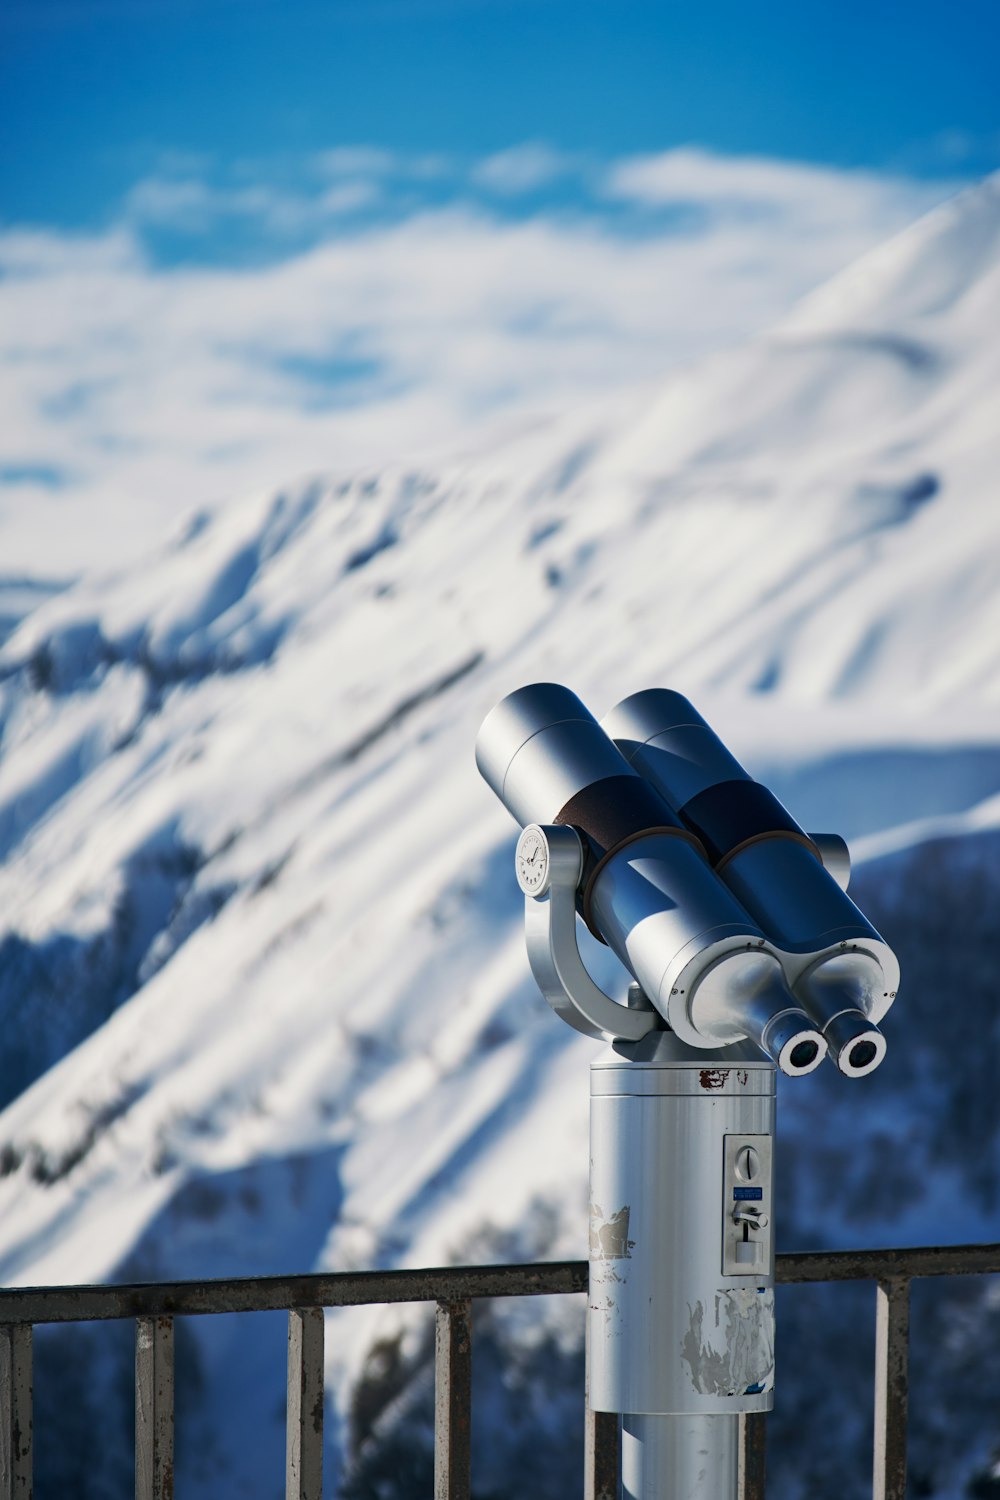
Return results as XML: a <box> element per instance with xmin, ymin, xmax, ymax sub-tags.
<box><xmin>515</xmin><ymin>825</ymin><xmax>550</xmax><ymax>896</ymax></box>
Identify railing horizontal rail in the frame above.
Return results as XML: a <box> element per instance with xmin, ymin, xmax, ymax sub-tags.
<box><xmin>0</xmin><ymin>1259</ymin><xmax>589</xmax><ymax>1325</ymax></box>
<box><xmin>0</xmin><ymin>1244</ymin><xmax>995</xmax><ymax>1326</ymax></box>
<box><xmin>775</xmin><ymin>1242</ymin><xmax>1000</xmax><ymax>1284</ymax></box>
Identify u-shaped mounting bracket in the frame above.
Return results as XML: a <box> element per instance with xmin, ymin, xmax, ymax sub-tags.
<box><xmin>520</xmin><ymin>824</ymin><xmax>661</xmax><ymax>1042</ymax></box>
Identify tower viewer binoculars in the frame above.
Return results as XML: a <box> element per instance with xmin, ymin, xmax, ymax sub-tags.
<box><xmin>476</xmin><ymin>683</ymin><xmax>898</xmax><ymax>1077</ymax></box>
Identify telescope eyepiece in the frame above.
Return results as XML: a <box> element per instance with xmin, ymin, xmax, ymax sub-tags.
<box><xmin>686</xmin><ymin>949</ymin><xmax>828</xmax><ymax>1077</ymax></box>
<box><xmin>819</xmin><ymin>1006</ymin><xmax>888</xmax><ymax>1078</ymax></box>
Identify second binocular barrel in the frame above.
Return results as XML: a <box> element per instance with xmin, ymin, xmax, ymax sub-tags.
<box><xmin>603</xmin><ymin>690</ymin><xmax>898</xmax><ymax>1077</ymax></box>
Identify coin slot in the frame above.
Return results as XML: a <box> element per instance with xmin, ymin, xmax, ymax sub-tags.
<box><xmin>723</xmin><ymin>1134</ymin><xmax>773</xmax><ymax>1277</ymax></box>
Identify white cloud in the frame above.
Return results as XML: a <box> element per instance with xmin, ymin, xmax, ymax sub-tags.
<box><xmin>125</xmin><ymin>176</ymin><xmax>220</xmax><ymax>229</ymax></box>
<box><xmin>122</xmin><ymin>143</ymin><xmax>410</xmax><ymax>239</ymax></box>
<box><xmin>310</xmin><ymin>144</ymin><xmax>453</xmax><ymax>189</ymax></box>
<box><xmin>318</xmin><ymin>180</ymin><xmax>383</xmax><ymax>215</ymax></box>
<box><xmin>604</xmin><ymin>147</ymin><xmax>956</xmax><ymax>230</ymax></box>
<box><xmin>0</xmin><ymin>226</ymin><xmax>138</xmax><ymax>277</ymax></box>
<box><xmin>312</xmin><ymin>145</ymin><xmax>400</xmax><ymax>179</ymax></box>
<box><xmin>124</xmin><ymin>175</ymin><xmax>348</xmax><ymax>236</ymax></box>
<box><xmin>471</xmin><ymin>143</ymin><xmax>583</xmax><ymax>195</ymax></box>
<box><xmin>0</xmin><ymin>147</ymin><xmax>960</xmax><ymax>576</ymax></box>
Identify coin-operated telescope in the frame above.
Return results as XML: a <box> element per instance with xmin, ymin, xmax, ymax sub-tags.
<box><xmin>475</xmin><ymin>683</ymin><xmax>900</xmax><ymax>1500</ymax></box>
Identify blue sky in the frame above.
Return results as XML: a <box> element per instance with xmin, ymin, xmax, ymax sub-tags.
<box><xmin>1</xmin><ymin>0</ymin><xmax>997</xmax><ymax>576</ymax></box>
<box><xmin>3</xmin><ymin>0</ymin><xmax>998</xmax><ymax>233</ymax></box>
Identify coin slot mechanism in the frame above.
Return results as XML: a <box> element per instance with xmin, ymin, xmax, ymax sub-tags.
<box><xmin>723</xmin><ymin>1134</ymin><xmax>773</xmax><ymax>1276</ymax></box>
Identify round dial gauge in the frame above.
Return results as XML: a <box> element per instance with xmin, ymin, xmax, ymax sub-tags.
<box><xmin>515</xmin><ymin>825</ymin><xmax>551</xmax><ymax>896</ymax></box>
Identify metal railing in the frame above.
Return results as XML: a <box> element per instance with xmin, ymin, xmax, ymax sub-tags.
<box><xmin>0</xmin><ymin>1242</ymin><xmax>997</xmax><ymax>1500</ymax></box>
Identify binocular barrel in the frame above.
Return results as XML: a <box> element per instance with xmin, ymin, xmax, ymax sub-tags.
<box><xmin>476</xmin><ymin>684</ymin><xmax>826</xmax><ymax>1075</ymax></box>
<box><xmin>603</xmin><ymin>690</ymin><xmax>896</xmax><ymax>1077</ymax></box>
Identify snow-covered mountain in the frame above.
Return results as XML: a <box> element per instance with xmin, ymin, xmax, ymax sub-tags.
<box><xmin>1</xmin><ymin>176</ymin><xmax>999</xmax><ymax>1499</ymax></box>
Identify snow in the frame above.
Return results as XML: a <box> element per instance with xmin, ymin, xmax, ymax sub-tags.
<box><xmin>1</xmin><ymin>175</ymin><xmax>999</xmax><ymax>1497</ymax></box>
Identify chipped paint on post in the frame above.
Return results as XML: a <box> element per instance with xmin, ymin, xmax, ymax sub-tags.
<box><xmin>680</xmin><ymin>1289</ymin><xmax>775</xmax><ymax>1398</ymax></box>
<box><xmin>589</xmin><ymin>1204</ymin><xmax>635</xmax><ymax>1260</ymax></box>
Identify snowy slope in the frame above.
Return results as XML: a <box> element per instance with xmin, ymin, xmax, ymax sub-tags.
<box><xmin>0</xmin><ymin>176</ymin><xmax>999</xmax><ymax>1499</ymax></box>
<box><xmin>0</xmin><ymin>576</ymin><xmax>65</xmax><ymax>648</ymax></box>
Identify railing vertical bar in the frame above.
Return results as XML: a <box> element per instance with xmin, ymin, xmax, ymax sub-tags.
<box><xmin>286</xmin><ymin>1308</ymin><xmax>324</xmax><ymax>1500</ymax></box>
<box><xmin>584</xmin><ymin>1407</ymin><xmax>619</xmax><ymax>1500</ymax></box>
<box><xmin>873</xmin><ymin>1276</ymin><xmax>910</xmax><ymax>1500</ymax></box>
<box><xmin>584</xmin><ymin>1302</ymin><xmax>619</xmax><ymax>1500</ymax></box>
<box><xmin>136</xmin><ymin>1315</ymin><xmax>174</xmax><ymax>1500</ymax></box>
<box><xmin>0</xmin><ymin>1323</ymin><xmax>32</xmax><ymax>1500</ymax></box>
<box><xmin>739</xmin><ymin>1412</ymin><xmax>767</xmax><ymax>1500</ymax></box>
<box><xmin>434</xmin><ymin>1299</ymin><xmax>472</xmax><ymax>1500</ymax></box>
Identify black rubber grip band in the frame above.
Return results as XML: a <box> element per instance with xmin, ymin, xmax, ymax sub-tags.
<box><xmin>677</xmin><ymin>779</ymin><xmax>820</xmax><ymax>867</ymax></box>
<box><xmin>556</xmin><ymin>775</ymin><xmax>685</xmax><ymax>850</ymax></box>
<box><xmin>555</xmin><ymin>776</ymin><xmax>705</xmax><ymax>940</ymax></box>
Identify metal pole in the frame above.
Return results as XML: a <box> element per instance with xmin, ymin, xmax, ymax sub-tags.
<box><xmin>622</xmin><ymin>1414</ymin><xmax>739</xmax><ymax>1500</ymax></box>
<box><xmin>588</xmin><ymin>1034</ymin><xmax>776</xmax><ymax>1500</ymax></box>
